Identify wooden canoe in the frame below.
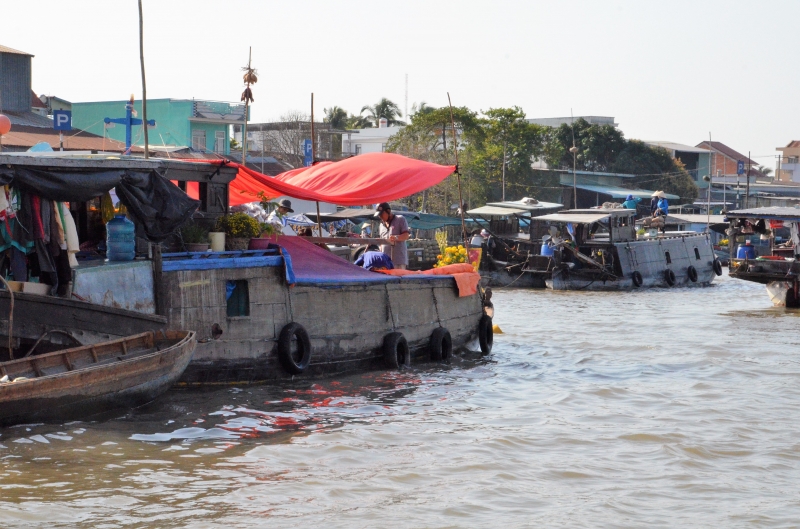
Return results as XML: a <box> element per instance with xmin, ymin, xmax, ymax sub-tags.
<box><xmin>0</xmin><ymin>330</ymin><xmax>196</xmax><ymax>427</ymax></box>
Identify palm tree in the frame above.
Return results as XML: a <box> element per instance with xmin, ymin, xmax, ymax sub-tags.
<box><xmin>360</xmin><ymin>98</ymin><xmax>406</xmax><ymax>127</ymax></box>
<box><xmin>410</xmin><ymin>101</ymin><xmax>435</xmax><ymax>121</ymax></box>
<box><xmin>756</xmin><ymin>165</ymin><xmax>773</xmax><ymax>177</ymax></box>
<box><xmin>346</xmin><ymin>113</ymin><xmax>373</xmax><ymax>129</ymax></box>
<box><xmin>323</xmin><ymin>106</ymin><xmax>348</xmax><ymax>130</ymax></box>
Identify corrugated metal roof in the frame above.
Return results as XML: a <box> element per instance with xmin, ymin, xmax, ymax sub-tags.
<box><xmin>727</xmin><ymin>207</ymin><xmax>800</xmax><ymax>221</ymax></box>
<box><xmin>485</xmin><ymin>199</ymin><xmax>563</xmax><ymax>211</ymax></box>
<box><xmin>0</xmin><ymin>124</ymin><xmax>138</xmax><ymax>153</ymax></box>
<box><xmin>669</xmin><ymin>214</ymin><xmax>727</xmax><ymax>224</ymax></box>
<box><xmin>0</xmin><ymin>45</ymin><xmax>33</xmax><ymax>56</ymax></box>
<box><xmin>535</xmin><ymin>212</ymin><xmax>613</xmax><ymax>224</ymax></box>
<box><xmin>1</xmin><ymin>110</ymin><xmax>55</xmax><ymax>127</ymax></box>
<box><xmin>645</xmin><ymin>141</ymin><xmax>710</xmax><ymax>154</ymax></box>
<box><xmin>467</xmin><ymin>205</ymin><xmax>530</xmax><ymax>216</ymax></box>
<box><xmin>573</xmin><ymin>183</ymin><xmax>679</xmax><ymax>200</ymax></box>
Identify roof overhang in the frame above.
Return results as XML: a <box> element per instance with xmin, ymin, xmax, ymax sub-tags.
<box><xmin>467</xmin><ymin>205</ymin><xmax>530</xmax><ymax>216</ymax></box>
<box><xmin>726</xmin><ymin>207</ymin><xmax>800</xmax><ymax>222</ymax></box>
<box><xmin>534</xmin><ymin>212</ymin><xmax>613</xmax><ymax>224</ymax></box>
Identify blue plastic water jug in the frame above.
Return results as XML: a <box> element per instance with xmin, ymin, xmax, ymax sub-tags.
<box><xmin>736</xmin><ymin>243</ymin><xmax>755</xmax><ymax>260</ymax></box>
<box><xmin>541</xmin><ymin>243</ymin><xmax>555</xmax><ymax>257</ymax></box>
<box><xmin>106</xmin><ymin>215</ymin><xmax>136</xmax><ymax>261</ymax></box>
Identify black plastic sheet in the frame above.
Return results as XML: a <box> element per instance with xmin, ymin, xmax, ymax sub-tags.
<box><xmin>0</xmin><ymin>166</ymin><xmax>199</xmax><ymax>242</ymax></box>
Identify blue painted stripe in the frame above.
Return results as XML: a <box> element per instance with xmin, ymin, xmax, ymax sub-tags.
<box><xmin>162</xmin><ymin>256</ymin><xmax>284</xmax><ymax>272</ymax></box>
<box><xmin>280</xmin><ymin>247</ymin><xmax>296</xmax><ymax>286</ymax></box>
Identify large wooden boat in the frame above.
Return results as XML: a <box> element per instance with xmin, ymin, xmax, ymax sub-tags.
<box><xmin>725</xmin><ymin>207</ymin><xmax>800</xmax><ymax>307</ymax></box>
<box><xmin>0</xmin><ymin>330</ymin><xmax>195</xmax><ymax>426</ymax></box>
<box><xmin>0</xmin><ymin>154</ymin><xmax>491</xmax><ymax>384</ymax></box>
<box><xmin>519</xmin><ymin>209</ymin><xmax>722</xmax><ymax>290</ymax></box>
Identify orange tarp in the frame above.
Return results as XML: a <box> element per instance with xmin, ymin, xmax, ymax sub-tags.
<box><xmin>377</xmin><ymin>263</ymin><xmax>480</xmax><ymax>297</ymax></box>
<box><xmin>186</xmin><ymin>153</ymin><xmax>455</xmax><ymax>206</ymax></box>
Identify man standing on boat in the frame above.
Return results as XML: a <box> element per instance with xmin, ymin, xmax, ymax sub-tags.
<box><xmin>375</xmin><ymin>202</ymin><xmax>410</xmax><ymax>270</ymax></box>
<box><xmin>622</xmin><ymin>194</ymin><xmax>641</xmax><ymax>210</ymax></box>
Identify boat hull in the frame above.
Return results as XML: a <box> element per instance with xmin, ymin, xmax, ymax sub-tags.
<box><xmin>543</xmin><ymin>234</ymin><xmax>718</xmax><ymax>291</ymax></box>
<box><xmin>0</xmin><ymin>331</ymin><xmax>195</xmax><ymax>426</ymax></box>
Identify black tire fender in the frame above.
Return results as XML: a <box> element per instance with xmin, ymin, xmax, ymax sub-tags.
<box><xmin>664</xmin><ymin>268</ymin><xmax>676</xmax><ymax>286</ymax></box>
<box><xmin>713</xmin><ymin>259</ymin><xmax>723</xmax><ymax>276</ymax></box>
<box><xmin>478</xmin><ymin>314</ymin><xmax>493</xmax><ymax>355</ymax></box>
<box><xmin>429</xmin><ymin>327</ymin><xmax>452</xmax><ymax>361</ymax></box>
<box><xmin>383</xmin><ymin>332</ymin><xmax>410</xmax><ymax>369</ymax></box>
<box><xmin>278</xmin><ymin>322</ymin><xmax>312</xmax><ymax>374</ymax></box>
<box><xmin>631</xmin><ymin>271</ymin><xmax>643</xmax><ymax>287</ymax></box>
<box><xmin>687</xmin><ymin>265</ymin><xmax>698</xmax><ymax>283</ymax></box>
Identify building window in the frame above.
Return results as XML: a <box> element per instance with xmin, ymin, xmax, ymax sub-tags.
<box><xmin>226</xmin><ymin>280</ymin><xmax>249</xmax><ymax>317</ymax></box>
<box><xmin>215</xmin><ymin>131</ymin><xmax>225</xmax><ymax>153</ymax></box>
<box><xmin>355</xmin><ymin>144</ymin><xmax>362</xmax><ymax>155</ymax></box>
<box><xmin>192</xmin><ymin>130</ymin><xmax>206</xmax><ymax>151</ymax></box>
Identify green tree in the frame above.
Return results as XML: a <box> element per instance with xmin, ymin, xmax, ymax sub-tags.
<box><xmin>544</xmin><ymin>118</ymin><xmax>626</xmax><ymax>172</ymax></box>
<box><xmin>756</xmin><ymin>165</ymin><xmax>773</xmax><ymax>177</ymax></box>
<box><xmin>410</xmin><ymin>101</ymin><xmax>435</xmax><ymax>121</ymax></box>
<box><xmin>323</xmin><ymin>106</ymin><xmax>348</xmax><ymax>129</ymax></box>
<box><xmin>361</xmin><ymin>98</ymin><xmax>406</xmax><ymax>127</ymax></box>
<box><xmin>464</xmin><ymin>107</ymin><xmax>552</xmax><ymax>203</ymax></box>
<box><xmin>612</xmin><ymin>140</ymin><xmax>698</xmax><ymax>202</ymax></box>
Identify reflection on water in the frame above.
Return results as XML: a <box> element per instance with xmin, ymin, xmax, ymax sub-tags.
<box><xmin>1</xmin><ymin>273</ymin><xmax>800</xmax><ymax>528</ymax></box>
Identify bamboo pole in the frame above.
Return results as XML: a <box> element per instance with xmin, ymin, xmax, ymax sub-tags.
<box><xmin>311</xmin><ymin>93</ymin><xmax>323</xmax><ymax>236</ymax></box>
<box><xmin>138</xmin><ymin>0</ymin><xmax>149</xmax><ymax>159</ymax></box>
<box><xmin>447</xmin><ymin>93</ymin><xmax>468</xmax><ymax>248</ymax></box>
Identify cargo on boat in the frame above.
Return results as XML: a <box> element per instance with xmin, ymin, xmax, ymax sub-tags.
<box><xmin>0</xmin><ymin>330</ymin><xmax>195</xmax><ymax>426</ymax></box>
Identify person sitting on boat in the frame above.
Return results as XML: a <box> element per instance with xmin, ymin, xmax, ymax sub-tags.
<box><xmin>354</xmin><ymin>245</ymin><xmax>394</xmax><ymax>271</ymax></box>
<box><xmin>375</xmin><ymin>202</ymin><xmax>410</xmax><ymax>270</ymax></box>
<box><xmin>480</xmin><ymin>229</ymin><xmax>497</xmax><ymax>253</ymax></box>
<box><xmin>266</xmin><ymin>199</ymin><xmax>294</xmax><ymax>228</ymax></box>
<box><xmin>622</xmin><ymin>194</ymin><xmax>641</xmax><ymax>210</ymax></box>
<box><xmin>360</xmin><ymin>223</ymin><xmax>372</xmax><ymax>238</ymax></box>
<box><xmin>653</xmin><ymin>191</ymin><xmax>668</xmax><ymax>233</ymax></box>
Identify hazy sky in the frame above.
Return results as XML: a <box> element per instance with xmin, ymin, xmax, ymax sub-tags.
<box><xmin>4</xmin><ymin>0</ymin><xmax>796</xmax><ymax>168</ymax></box>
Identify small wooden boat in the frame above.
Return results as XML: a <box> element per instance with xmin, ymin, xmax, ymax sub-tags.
<box><xmin>0</xmin><ymin>330</ymin><xmax>196</xmax><ymax>426</ymax></box>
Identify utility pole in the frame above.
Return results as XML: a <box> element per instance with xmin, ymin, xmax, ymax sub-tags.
<box><xmin>502</xmin><ymin>141</ymin><xmax>507</xmax><ymax>202</ymax></box>
<box><xmin>746</xmin><ymin>151</ymin><xmax>751</xmax><ymax>209</ymax></box>
<box><xmin>138</xmin><ymin>0</ymin><xmax>149</xmax><ymax>158</ymax></box>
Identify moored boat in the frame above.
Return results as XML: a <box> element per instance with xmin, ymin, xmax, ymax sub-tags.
<box><xmin>0</xmin><ymin>330</ymin><xmax>196</xmax><ymax>426</ymax></box>
<box><xmin>519</xmin><ymin>208</ymin><xmax>721</xmax><ymax>290</ymax></box>
<box><xmin>725</xmin><ymin>207</ymin><xmax>800</xmax><ymax>307</ymax></box>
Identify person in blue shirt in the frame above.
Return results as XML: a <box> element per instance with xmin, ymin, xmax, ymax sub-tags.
<box><xmin>653</xmin><ymin>191</ymin><xmax>668</xmax><ymax>233</ymax></box>
<box><xmin>354</xmin><ymin>245</ymin><xmax>394</xmax><ymax>271</ymax></box>
<box><xmin>650</xmin><ymin>191</ymin><xmax>661</xmax><ymax>216</ymax></box>
<box><xmin>622</xmin><ymin>194</ymin><xmax>641</xmax><ymax>209</ymax></box>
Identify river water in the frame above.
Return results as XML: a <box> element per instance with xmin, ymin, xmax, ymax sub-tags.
<box><xmin>1</xmin><ymin>272</ymin><xmax>799</xmax><ymax>528</ymax></box>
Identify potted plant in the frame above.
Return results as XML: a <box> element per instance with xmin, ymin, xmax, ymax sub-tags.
<box><xmin>180</xmin><ymin>221</ymin><xmax>210</xmax><ymax>252</ymax></box>
<box><xmin>216</xmin><ymin>213</ymin><xmax>261</xmax><ymax>251</ymax></box>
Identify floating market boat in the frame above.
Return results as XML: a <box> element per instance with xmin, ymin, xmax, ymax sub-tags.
<box><xmin>518</xmin><ymin>208</ymin><xmax>722</xmax><ymax>290</ymax></box>
<box><xmin>0</xmin><ymin>330</ymin><xmax>195</xmax><ymax>426</ymax></box>
<box><xmin>725</xmin><ymin>207</ymin><xmax>800</xmax><ymax>307</ymax></box>
<box><xmin>0</xmin><ymin>153</ymin><xmax>492</xmax><ymax>384</ymax></box>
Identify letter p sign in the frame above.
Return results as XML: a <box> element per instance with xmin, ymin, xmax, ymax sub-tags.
<box><xmin>53</xmin><ymin>110</ymin><xmax>72</xmax><ymax>131</ymax></box>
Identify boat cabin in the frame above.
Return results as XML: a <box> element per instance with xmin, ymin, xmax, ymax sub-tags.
<box><xmin>535</xmin><ymin>208</ymin><xmax>637</xmax><ymax>246</ymax></box>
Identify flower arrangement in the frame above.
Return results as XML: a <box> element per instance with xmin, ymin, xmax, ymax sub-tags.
<box><xmin>435</xmin><ymin>230</ymin><xmax>449</xmax><ymax>256</ymax></box>
<box><xmin>719</xmin><ymin>238</ymin><xmax>729</xmax><ymax>248</ymax></box>
<box><xmin>215</xmin><ymin>212</ymin><xmax>261</xmax><ymax>239</ymax></box>
<box><xmin>434</xmin><ymin>245</ymin><xmax>468</xmax><ymax>268</ymax></box>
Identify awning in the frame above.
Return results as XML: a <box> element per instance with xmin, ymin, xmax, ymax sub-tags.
<box><xmin>572</xmin><ymin>184</ymin><xmax>679</xmax><ymax>201</ymax></box>
<box><xmin>485</xmin><ymin>199</ymin><xmax>564</xmax><ymax>211</ymax></box>
<box><xmin>305</xmin><ymin>208</ymin><xmax>376</xmax><ymax>222</ymax></box>
<box><xmin>209</xmin><ymin>153</ymin><xmax>455</xmax><ymax>206</ymax></box>
<box><xmin>534</xmin><ymin>212</ymin><xmax>612</xmax><ymax>224</ymax></box>
<box><xmin>669</xmin><ymin>214</ymin><xmax>727</xmax><ymax>224</ymax></box>
<box><xmin>409</xmin><ymin>213</ymin><xmax>467</xmax><ymax>230</ymax></box>
<box><xmin>726</xmin><ymin>207</ymin><xmax>800</xmax><ymax>222</ymax></box>
<box><xmin>467</xmin><ymin>205</ymin><xmax>529</xmax><ymax>216</ymax></box>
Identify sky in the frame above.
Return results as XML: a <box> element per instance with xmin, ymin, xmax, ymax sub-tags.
<box><xmin>3</xmin><ymin>0</ymin><xmax>796</xmax><ymax>169</ymax></box>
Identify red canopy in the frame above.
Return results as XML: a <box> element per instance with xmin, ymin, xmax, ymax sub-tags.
<box><xmin>222</xmin><ymin>153</ymin><xmax>455</xmax><ymax>206</ymax></box>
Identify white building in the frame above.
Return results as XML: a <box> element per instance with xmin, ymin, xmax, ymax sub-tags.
<box><xmin>342</xmin><ymin>119</ymin><xmax>403</xmax><ymax>155</ymax></box>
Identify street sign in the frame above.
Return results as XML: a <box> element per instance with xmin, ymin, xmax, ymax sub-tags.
<box><xmin>737</xmin><ymin>160</ymin><xmax>745</xmax><ymax>175</ymax></box>
<box><xmin>53</xmin><ymin>110</ymin><xmax>72</xmax><ymax>131</ymax></box>
<box><xmin>303</xmin><ymin>139</ymin><xmax>313</xmax><ymax>167</ymax></box>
